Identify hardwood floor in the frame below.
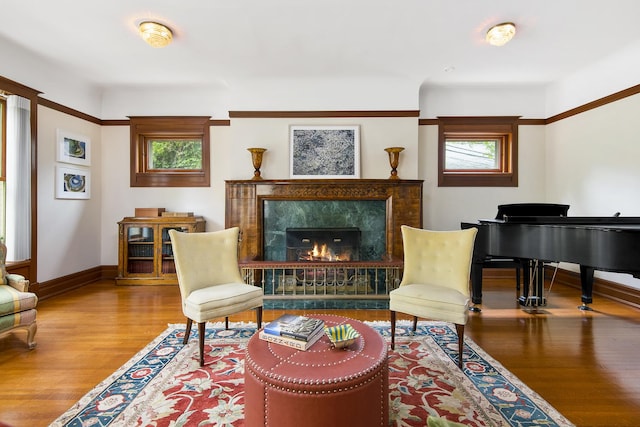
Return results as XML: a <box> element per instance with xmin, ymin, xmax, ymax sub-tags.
<box><xmin>1</xmin><ymin>278</ymin><xmax>639</xmax><ymax>426</ymax></box>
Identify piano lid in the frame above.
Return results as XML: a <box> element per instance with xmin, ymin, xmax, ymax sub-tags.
<box><xmin>500</xmin><ymin>216</ymin><xmax>640</xmax><ymax>225</ymax></box>
<box><xmin>496</xmin><ymin>203</ymin><xmax>569</xmax><ymax>220</ymax></box>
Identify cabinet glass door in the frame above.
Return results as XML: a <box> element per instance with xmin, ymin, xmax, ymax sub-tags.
<box><xmin>161</xmin><ymin>226</ymin><xmax>188</xmax><ymax>274</ymax></box>
<box><xmin>127</xmin><ymin>226</ymin><xmax>155</xmax><ymax>274</ymax></box>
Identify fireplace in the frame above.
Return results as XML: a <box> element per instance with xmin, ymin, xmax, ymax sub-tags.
<box><xmin>225</xmin><ymin>179</ymin><xmax>423</xmax><ymax>262</ymax></box>
<box><xmin>226</xmin><ymin>179</ymin><xmax>423</xmax><ymax>299</ymax></box>
<box><xmin>286</xmin><ymin>227</ymin><xmax>361</xmax><ymax>262</ymax></box>
<box><xmin>263</xmin><ymin>200</ymin><xmax>383</xmax><ymax>261</ymax></box>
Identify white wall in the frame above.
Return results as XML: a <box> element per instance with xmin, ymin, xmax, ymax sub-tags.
<box><xmin>227</xmin><ymin>117</ymin><xmax>419</xmax><ymax>180</ymax></box>
<box><xmin>418</xmin><ymin>85</ymin><xmax>549</xmax><ymax>230</ymax></box>
<box><xmin>100</xmin><ymin>78</ymin><xmax>421</xmax><ymax>120</ymax></box>
<box><xmin>421</xmin><ymin>124</ymin><xmax>547</xmax><ymax>231</ymax></box>
<box><xmin>420</xmin><ymin>85</ymin><xmax>547</xmax><ymax>119</ymax></box>
<box><xmin>98</xmin><ymin>125</ymin><xmax>233</xmax><ymax>269</ymax></box>
<box><xmin>418</xmin><ymin>80</ymin><xmax>640</xmax><ymax>291</ymax></box>
<box><xmin>38</xmin><ymin>85</ymin><xmax>640</xmax><ymax>293</ymax></box>
<box><xmin>545</xmin><ymin>94</ymin><xmax>640</xmax><ymax>287</ymax></box>
<box><xmin>96</xmin><ymin>116</ymin><xmax>419</xmax><ymax>267</ymax></box>
<box><xmin>18</xmin><ymin>33</ymin><xmax>640</xmax><ymax>292</ymax></box>
<box><xmin>545</xmin><ymin>40</ymin><xmax>640</xmax><ymax>117</ymax></box>
<box><xmin>37</xmin><ymin>106</ymin><xmax>103</xmax><ymax>282</ymax></box>
<box><xmin>100</xmin><ymin>85</ymin><xmax>232</xmax><ymax>120</ymax></box>
<box><xmin>545</xmin><ymin>95</ymin><xmax>640</xmax><ymax>216</ymax></box>
<box><xmin>0</xmin><ymin>36</ymin><xmax>103</xmax><ymax>118</ymax></box>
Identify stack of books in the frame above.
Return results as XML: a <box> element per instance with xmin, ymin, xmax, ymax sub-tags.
<box><xmin>259</xmin><ymin>314</ymin><xmax>325</xmax><ymax>351</ymax></box>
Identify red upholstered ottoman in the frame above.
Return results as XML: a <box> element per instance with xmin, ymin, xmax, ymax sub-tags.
<box><xmin>244</xmin><ymin>314</ymin><xmax>388</xmax><ymax>427</ymax></box>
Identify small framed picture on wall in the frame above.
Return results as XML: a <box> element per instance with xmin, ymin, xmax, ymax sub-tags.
<box><xmin>55</xmin><ymin>165</ymin><xmax>91</xmax><ymax>200</ymax></box>
<box><xmin>56</xmin><ymin>129</ymin><xmax>91</xmax><ymax>166</ymax></box>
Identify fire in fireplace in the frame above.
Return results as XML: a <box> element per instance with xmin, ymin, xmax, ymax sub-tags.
<box><xmin>286</xmin><ymin>228</ymin><xmax>361</xmax><ymax>262</ymax></box>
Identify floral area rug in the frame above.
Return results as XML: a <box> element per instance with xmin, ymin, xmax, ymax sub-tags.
<box><xmin>50</xmin><ymin>321</ymin><xmax>574</xmax><ymax>427</ymax></box>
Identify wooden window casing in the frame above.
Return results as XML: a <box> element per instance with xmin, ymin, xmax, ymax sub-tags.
<box><xmin>438</xmin><ymin>116</ymin><xmax>519</xmax><ymax>187</ymax></box>
<box><xmin>130</xmin><ymin>116</ymin><xmax>210</xmax><ymax>187</ymax></box>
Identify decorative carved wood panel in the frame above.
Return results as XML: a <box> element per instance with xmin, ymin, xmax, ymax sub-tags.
<box><xmin>225</xmin><ymin>179</ymin><xmax>423</xmax><ymax>261</ymax></box>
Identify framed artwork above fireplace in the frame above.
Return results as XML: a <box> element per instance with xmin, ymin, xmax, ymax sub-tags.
<box><xmin>289</xmin><ymin>125</ymin><xmax>360</xmax><ymax>179</ymax></box>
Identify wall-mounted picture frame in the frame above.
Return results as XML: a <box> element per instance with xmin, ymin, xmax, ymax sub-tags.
<box><xmin>56</xmin><ymin>165</ymin><xmax>91</xmax><ymax>200</ymax></box>
<box><xmin>290</xmin><ymin>125</ymin><xmax>360</xmax><ymax>179</ymax></box>
<box><xmin>56</xmin><ymin>129</ymin><xmax>91</xmax><ymax>166</ymax></box>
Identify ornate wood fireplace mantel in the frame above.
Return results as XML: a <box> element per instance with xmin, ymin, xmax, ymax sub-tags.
<box><xmin>225</xmin><ymin>179</ymin><xmax>424</xmax><ymax>261</ymax></box>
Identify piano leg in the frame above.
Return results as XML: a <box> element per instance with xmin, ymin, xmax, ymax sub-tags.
<box><xmin>535</xmin><ymin>261</ymin><xmax>546</xmax><ymax>305</ymax></box>
<box><xmin>469</xmin><ymin>261</ymin><xmax>483</xmax><ymax>312</ymax></box>
<box><xmin>578</xmin><ymin>265</ymin><xmax>594</xmax><ymax>311</ymax></box>
<box><xmin>519</xmin><ymin>260</ymin><xmax>547</xmax><ymax>307</ymax></box>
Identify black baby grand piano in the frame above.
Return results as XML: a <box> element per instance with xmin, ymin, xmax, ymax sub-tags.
<box><xmin>462</xmin><ymin>203</ymin><xmax>640</xmax><ymax>309</ymax></box>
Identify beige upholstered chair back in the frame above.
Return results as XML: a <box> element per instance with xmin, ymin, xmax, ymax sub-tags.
<box><xmin>169</xmin><ymin>227</ymin><xmax>244</xmax><ymax>300</ymax></box>
<box><xmin>399</xmin><ymin>225</ymin><xmax>478</xmax><ymax>296</ymax></box>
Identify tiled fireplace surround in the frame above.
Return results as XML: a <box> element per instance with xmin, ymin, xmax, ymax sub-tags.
<box><xmin>225</xmin><ymin>179</ymin><xmax>423</xmax><ymax>299</ymax></box>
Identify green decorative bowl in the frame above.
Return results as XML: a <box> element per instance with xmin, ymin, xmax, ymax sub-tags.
<box><xmin>325</xmin><ymin>324</ymin><xmax>360</xmax><ymax>349</ymax></box>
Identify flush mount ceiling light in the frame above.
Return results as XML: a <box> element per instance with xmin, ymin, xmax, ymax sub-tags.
<box><xmin>485</xmin><ymin>22</ymin><xmax>516</xmax><ymax>46</ymax></box>
<box><xmin>139</xmin><ymin>21</ymin><xmax>173</xmax><ymax>48</ymax></box>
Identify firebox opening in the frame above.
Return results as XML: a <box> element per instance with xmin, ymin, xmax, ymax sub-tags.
<box><xmin>286</xmin><ymin>227</ymin><xmax>361</xmax><ymax>262</ymax></box>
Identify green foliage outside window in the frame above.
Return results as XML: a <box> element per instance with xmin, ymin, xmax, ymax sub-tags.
<box><xmin>148</xmin><ymin>139</ymin><xmax>203</xmax><ymax>170</ymax></box>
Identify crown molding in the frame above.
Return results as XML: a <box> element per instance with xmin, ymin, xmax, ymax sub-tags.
<box><xmin>38</xmin><ymin>97</ymin><xmax>101</xmax><ymax>124</ymax></box>
<box><xmin>31</xmin><ymin>84</ymin><xmax>640</xmax><ymax>126</ymax></box>
<box><xmin>229</xmin><ymin>110</ymin><xmax>420</xmax><ymax>118</ymax></box>
<box><xmin>545</xmin><ymin>83</ymin><xmax>640</xmax><ymax>124</ymax></box>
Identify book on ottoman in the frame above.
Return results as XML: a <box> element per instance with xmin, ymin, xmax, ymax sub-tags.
<box><xmin>258</xmin><ymin>326</ymin><xmax>325</xmax><ymax>351</ymax></box>
<box><xmin>263</xmin><ymin>314</ymin><xmax>324</xmax><ymax>341</ymax></box>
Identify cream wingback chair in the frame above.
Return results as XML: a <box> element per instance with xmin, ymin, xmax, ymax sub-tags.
<box><xmin>390</xmin><ymin>225</ymin><xmax>477</xmax><ymax>368</ymax></box>
<box><xmin>169</xmin><ymin>227</ymin><xmax>263</xmax><ymax>366</ymax></box>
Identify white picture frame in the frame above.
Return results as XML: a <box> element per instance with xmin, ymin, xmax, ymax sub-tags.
<box><xmin>55</xmin><ymin>165</ymin><xmax>91</xmax><ymax>199</ymax></box>
<box><xmin>290</xmin><ymin>125</ymin><xmax>360</xmax><ymax>179</ymax></box>
<box><xmin>56</xmin><ymin>129</ymin><xmax>91</xmax><ymax>166</ymax></box>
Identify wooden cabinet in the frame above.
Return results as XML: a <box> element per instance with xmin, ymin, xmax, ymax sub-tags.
<box><xmin>116</xmin><ymin>216</ymin><xmax>205</xmax><ymax>285</ymax></box>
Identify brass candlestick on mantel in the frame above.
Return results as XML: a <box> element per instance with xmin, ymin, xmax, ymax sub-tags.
<box><xmin>384</xmin><ymin>147</ymin><xmax>405</xmax><ymax>179</ymax></box>
<box><xmin>248</xmin><ymin>148</ymin><xmax>267</xmax><ymax>180</ymax></box>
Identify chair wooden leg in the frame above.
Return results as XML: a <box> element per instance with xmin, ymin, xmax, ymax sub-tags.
<box><xmin>455</xmin><ymin>323</ymin><xmax>465</xmax><ymax>369</ymax></box>
<box><xmin>225</xmin><ymin>317</ymin><xmax>229</xmax><ymax>330</ymax></box>
<box><xmin>184</xmin><ymin>318</ymin><xmax>193</xmax><ymax>345</ymax></box>
<box><xmin>26</xmin><ymin>322</ymin><xmax>37</xmax><ymax>349</ymax></box>
<box><xmin>198</xmin><ymin>322</ymin><xmax>206</xmax><ymax>367</ymax></box>
<box><xmin>412</xmin><ymin>316</ymin><xmax>418</xmax><ymax>332</ymax></box>
<box><xmin>390</xmin><ymin>310</ymin><xmax>396</xmax><ymax>350</ymax></box>
<box><xmin>256</xmin><ymin>307</ymin><xmax>263</xmax><ymax>329</ymax></box>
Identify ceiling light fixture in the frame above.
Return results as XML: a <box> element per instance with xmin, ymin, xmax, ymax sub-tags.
<box><xmin>485</xmin><ymin>22</ymin><xmax>516</xmax><ymax>47</ymax></box>
<box><xmin>139</xmin><ymin>21</ymin><xmax>173</xmax><ymax>48</ymax></box>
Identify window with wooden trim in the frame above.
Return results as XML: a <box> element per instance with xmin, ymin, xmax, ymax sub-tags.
<box><xmin>130</xmin><ymin>116</ymin><xmax>210</xmax><ymax>187</ymax></box>
<box><xmin>438</xmin><ymin>116</ymin><xmax>518</xmax><ymax>187</ymax></box>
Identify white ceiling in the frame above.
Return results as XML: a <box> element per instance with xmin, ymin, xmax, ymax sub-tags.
<box><xmin>2</xmin><ymin>0</ymin><xmax>640</xmax><ymax>92</ymax></box>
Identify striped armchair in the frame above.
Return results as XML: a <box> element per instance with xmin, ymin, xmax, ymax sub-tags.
<box><xmin>0</xmin><ymin>242</ymin><xmax>37</xmax><ymax>349</ymax></box>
